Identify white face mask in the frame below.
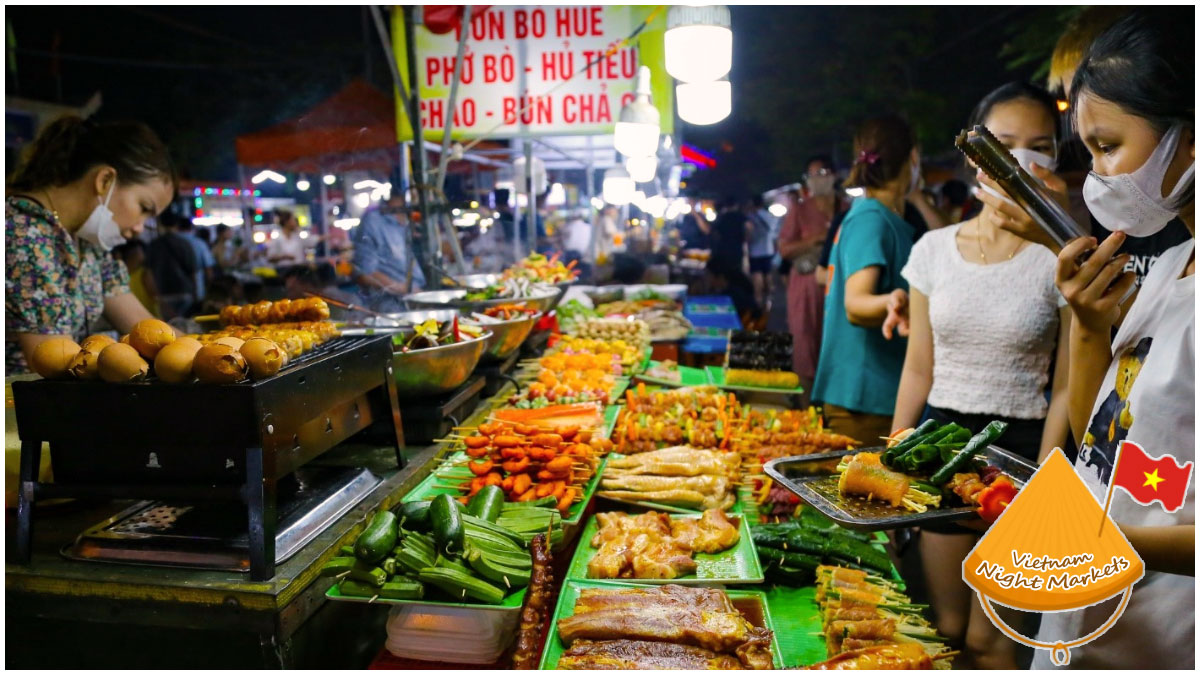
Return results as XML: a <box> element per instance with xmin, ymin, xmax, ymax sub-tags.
<box><xmin>1083</xmin><ymin>124</ymin><xmax>1195</xmax><ymax>237</ymax></box>
<box><xmin>977</xmin><ymin>148</ymin><xmax>1059</xmax><ymax>206</ymax></box>
<box><xmin>909</xmin><ymin>157</ymin><xmax>922</xmax><ymax>194</ymax></box>
<box><xmin>808</xmin><ymin>174</ymin><xmax>835</xmax><ymax>197</ymax></box>
<box><xmin>75</xmin><ymin>182</ymin><xmax>127</xmax><ymax>251</ymax></box>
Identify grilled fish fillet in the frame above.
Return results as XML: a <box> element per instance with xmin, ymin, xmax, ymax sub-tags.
<box><xmin>557</xmin><ymin>639</ymin><xmax>744</xmax><ymax>670</ymax></box>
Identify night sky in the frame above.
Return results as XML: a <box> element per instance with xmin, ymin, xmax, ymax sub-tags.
<box><xmin>7</xmin><ymin>5</ymin><xmax>1065</xmax><ymax>192</ymax></box>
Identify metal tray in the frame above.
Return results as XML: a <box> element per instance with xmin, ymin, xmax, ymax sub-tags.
<box><xmin>763</xmin><ymin>445</ymin><xmax>1036</xmax><ymax>531</ymax></box>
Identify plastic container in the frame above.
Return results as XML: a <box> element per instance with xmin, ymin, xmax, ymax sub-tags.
<box><xmin>384</xmin><ymin>604</ymin><xmax>518</xmax><ymax>664</ymax></box>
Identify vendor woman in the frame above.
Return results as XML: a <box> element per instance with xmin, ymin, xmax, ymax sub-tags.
<box><xmin>5</xmin><ymin>116</ymin><xmax>176</xmax><ymax>373</ymax></box>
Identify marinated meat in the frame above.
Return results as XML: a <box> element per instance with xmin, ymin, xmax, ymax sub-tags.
<box><xmin>557</xmin><ymin>639</ymin><xmax>743</xmax><ymax>670</ymax></box>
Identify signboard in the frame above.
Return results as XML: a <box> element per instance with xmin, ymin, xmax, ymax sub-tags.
<box><xmin>393</xmin><ymin>5</ymin><xmax>673</xmax><ymax>141</ymax></box>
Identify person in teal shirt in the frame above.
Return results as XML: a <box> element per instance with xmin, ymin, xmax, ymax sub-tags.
<box><xmin>813</xmin><ymin>114</ymin><xmax>920</xmax><ymax>444</ymax></box>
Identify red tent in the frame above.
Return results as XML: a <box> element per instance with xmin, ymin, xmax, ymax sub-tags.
<box><xmin>234</xmin><ymin>78</ymin><xmax>399</xmax><ymax>174</ymax></box>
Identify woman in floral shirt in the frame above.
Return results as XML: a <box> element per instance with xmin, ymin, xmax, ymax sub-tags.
<box><xmin>6</xmin><ymin>116</ymin><xmax>176</xmax><ymax>373</ymax></box>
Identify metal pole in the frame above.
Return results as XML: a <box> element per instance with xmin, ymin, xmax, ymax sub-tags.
<box><xmin>237</xmin><ymin>164</ymin><xmax>253</xmax><ymax>266</ymax></box>
<box><xmin>403</xmin><ymin>5</ymin><xmax>437</xmax><ymax>286</ymax></box>
<box><xmin>585</xmin><ymin>140</ymin><xmax>598</xmax><ymax>271</ymax></box>
<box><xmin>369</xmin><ymin>5</ymin><xmax>408</xmax><ymax>105</ymax></box>
<box><xmin>524</xmin><ymin>140</ymin><xmax>536</xmax><ymax>256</ymax></box>
<box><xmin>433</xmin><ymin>6</ymin><xmax>472</xmax><ymax>275</ymax></box>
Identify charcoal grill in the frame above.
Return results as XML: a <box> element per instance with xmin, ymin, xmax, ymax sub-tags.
<box><xmin>12</xmin><ymin>334</ymin><xmax>404</xmax><ymax>580</ymax></box>
<box><xmin>400</xmin><ymin>374</ymin><xmax>486</xmax><ymax>445</ymax></box>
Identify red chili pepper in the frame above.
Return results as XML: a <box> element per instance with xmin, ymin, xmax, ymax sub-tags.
<box><xmin>452</xmin><ymin>315</ymin><xmax>462</xmax><ymax>342</ymax></box>
<box><xmin>977</xmin><ymin>476</ymin><xmax>1017</xmax><ymax>523</ymax></box>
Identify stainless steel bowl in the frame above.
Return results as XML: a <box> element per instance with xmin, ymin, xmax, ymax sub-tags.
<box><xmin>370</xmin><ymin>309</ymin><xmax>458</xmax><ymax>327</ymax></box>
<box><xmin>584</xmin><ymin>286</ymin><xmax>625</xmax><ymax>305</ymax></box>
<box><xmin>450</xmin><ymin>273</ymin><xmax>501</xmax><ymax>289</ymax></box>
<box><xmin>464</xmin><ymin>313</ymin><xmax>540</xmax><ymax>363</ymax></box>
<box><xmin>404</xmin><ymin>288</ymin><xmax>560</xmax><ymax>313</ymax></box>
<box><xmin>390</xmin><ymin>330</ymin><xmax>491</xmax><ymax>398</ymax></box>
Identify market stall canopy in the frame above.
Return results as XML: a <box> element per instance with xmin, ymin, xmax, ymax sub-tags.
<box><xmin>234</xmin><ymin>79</ymin><xmax>399</xmax><ymax>174</ymax></box>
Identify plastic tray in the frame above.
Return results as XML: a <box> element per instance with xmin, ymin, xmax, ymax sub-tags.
<box><xmin>763</xmin><ymin>446</ymin><xmax>1036</xmax><ymax>531</ymax></box>
<box><xmin>538</xmin><ymin>580</ymin><xmax>784</xmax><ymax>669</ymax></box>
<box><xmin>565</xmin><ymin>511</ymin><xmax>763</xmax><ymax>585</ymax></box>
<box><xmin>633</xmin><ymin>360</ymin><xmax>709</xmax><ymax>388</ymax></box>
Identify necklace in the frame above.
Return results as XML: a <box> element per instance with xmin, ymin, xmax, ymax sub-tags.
<box><xmin>40</xmin><ymin>190</ymin><xmax>61</xmax><ymax>223</ymax></box>
<box><xmin>975</xmin><ymin>220</ymin><xmax>1023</xmax><ymax>264</ymax></box>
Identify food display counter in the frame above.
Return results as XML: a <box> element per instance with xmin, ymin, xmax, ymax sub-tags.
<box><xmin>6</xmin><ymin>259</ymin><xmax>1008</xmax><ymax>670</ymax></box>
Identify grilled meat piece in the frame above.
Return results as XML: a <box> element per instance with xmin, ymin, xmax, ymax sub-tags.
<box><xmin>806</xmin><ymin>643</ymin><xmax>932</xmax><ymax>670</ymax></box>
<box><xmin>558</xmin><ymin>639</ymin><xmax>743</xmax><ymax>670</ymax></box>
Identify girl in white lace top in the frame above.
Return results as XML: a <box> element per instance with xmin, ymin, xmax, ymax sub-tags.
<box><xmin>888</xmin><ymin>82</ymin><xmax>1072</xmax><ymax>670</ymax></box>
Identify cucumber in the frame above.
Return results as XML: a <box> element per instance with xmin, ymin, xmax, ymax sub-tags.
<box><xmin>347</xmin><ymin>565</ymin><xmax>388</xmax><ymax>587</ymax></box>
<box><xmin>354</xmin><ymin>510</ymin><xmax>398</xmax><ymax>564</ymax></box>
<box><xmin>319</xmin><ymin>556</ymin><xmax>358</xmax><ymax>577</ymax></box>
<box><xmin>930</xmin><ymin>421</ymin><xmax>1008</xmax><ymax>485</ymax></box>
<box><xmin>461</xmin><ymin>513</ymin><xmax>525</xmax><ymax>547</ymax></box>
<box><xmin>393</xmin><ymin>500</ymin><xmax>432</xmax><ymax>530</ymax></box>
<box><xmin>418</xmin><ymin>567</ymin><xmax>506</xmax><ymax>605</ymax></box>
<box><xmin>467</xmin><ymin>550</ymin><xmax>532</xmax><ymax>589</ymax></box>
<box><xmin>339</xmin><ymin>579</ymin><xmax>383</xmax><ymax>597</ymax></box>
<box><xmin>468</xmin><ymin>485</ymin><xmax>505</xmax><ymax>523</ymax></box>
<box><xmin>429</xmin><ymin>494</ymin><xmax>466</xmax><ymax>556</ymax></box>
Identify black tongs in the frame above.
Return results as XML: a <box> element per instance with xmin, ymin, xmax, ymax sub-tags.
<box><xmin>955</xmin><ymin>125</ymin><xmax>1088</xmax><ymax>250</ymax></box>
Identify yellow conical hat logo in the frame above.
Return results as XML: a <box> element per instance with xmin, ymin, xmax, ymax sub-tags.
<box><xmin>962</xmin><ymin>449</ymin><xmax>1145</xmax><ymax>665</ymax></box>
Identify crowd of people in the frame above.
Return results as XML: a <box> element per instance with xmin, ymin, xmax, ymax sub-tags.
<box><xmin>1</xmin><ymin>6</ymin><xmax>1192</xmax><ymax>671</ymax></box>
<box><xmin>767</xmin><ymin>9</ymin><xmax>1190</xmax><ymax>670</ymax></box>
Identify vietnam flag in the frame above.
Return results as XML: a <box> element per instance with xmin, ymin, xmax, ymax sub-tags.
<box><xmin>1112</xmin><ymin>441</ymin><xmax>1194</xmax><ymax>513</ymax></box>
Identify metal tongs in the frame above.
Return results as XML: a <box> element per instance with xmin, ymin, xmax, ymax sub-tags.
<box><xmin>955</xmin><ymin>124</ymin><xmax>1088</xmax><ymax>251</ymax></box>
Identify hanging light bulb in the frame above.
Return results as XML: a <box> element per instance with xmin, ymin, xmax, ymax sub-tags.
<box><xmin>677</xmin><ymin>80</ymin><xmax>732</xmax><ymax>125</ymax></box>
<box><xmin>625</xmin><ymin>154</ymin><xmax>658</xmax><ymax>183</ymax></box>
<box><xmin>666</xmin><ymin>5</ymin><xmax>732</xmax><ymax>84</ymax></box>
<box><xmin>602</xmin><ymin>166</ymin><xmax>635</xmax><ymax>205</ymax></box>
<box><xmin>614</xmin><ymin>66</ymin><xmax>660</xmax><ymax>158</ymax></box>
<box><xmin>296</xmin><ymin>176</ymin><xmax>311</xmax><ymax>191</ymax></box>
<box><xmin>323</xmin><ymin>174</ymin><xmax>337</xmax><ymax>185</ymax></box>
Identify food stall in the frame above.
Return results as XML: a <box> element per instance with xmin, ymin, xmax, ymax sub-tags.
<box><xmin>7</xmin><ymin>248</ymin><xmax>1024</xmax><ymax>669</ymax></box>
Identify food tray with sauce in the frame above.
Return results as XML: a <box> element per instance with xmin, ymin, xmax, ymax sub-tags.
<box><xmin>538</xmin><ymin>580</ymin><xmax>784</xmax><ymax>670</ymax></box>
<box><xmin>763</xmin><ymin>446</ymin><xmax>1036</xmax><ymax>531</ymax></box>
<box><xmin>564</xmin><ymin>511</ymin><xmax>763</xmax><ymax>585</ymax></box>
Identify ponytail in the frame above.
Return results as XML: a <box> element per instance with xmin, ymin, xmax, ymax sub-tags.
<box><xmin>845</xmin><ymin>114</ymin><xmax>916</xmax><ymax>190</ymax></box>
<box><xmin>8</xmin><ymin>116</ymin><xmax>175</xmax><ymax>192</ymax></box>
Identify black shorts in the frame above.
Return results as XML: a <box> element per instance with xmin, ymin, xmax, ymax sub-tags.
<box><xmin>749</xmin><ymin>256</ymin><xmax>773</xmax><ymax>274</ymax></box>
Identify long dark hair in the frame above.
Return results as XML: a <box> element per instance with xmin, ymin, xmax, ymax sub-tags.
<box><xmin>968</xmin><ymin>81</ymin><xmax>1060</xmax><ymax>150</ymax></box>
<box><xmin>846</xmin><ymin>115</ymin><xmax>916</xmax><ymax>189</ymax></box>
<box><xmin>1071</xmin><ymin>9</ymin><xmax>1194</xmax><ymax>207</ymax></box>
<box><xmin>8</xmin><ymin>116</ymin><xmax>176</xmax><ymax>192</ymax></box>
